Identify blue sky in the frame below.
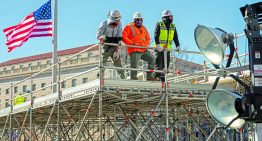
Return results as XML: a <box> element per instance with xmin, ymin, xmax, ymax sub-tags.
<box><xmin>0</xmin><ymin>0</ymin><xmax>259</xmax><ymax>64</ymax></box>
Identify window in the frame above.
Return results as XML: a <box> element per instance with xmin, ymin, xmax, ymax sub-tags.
<box><xmin>47</xmin><ymin>60</ymin><xmax>51</xmax><ymax>65</ymax></box>
<box><xmin>20</xmin><ymin>65</ymin><xmax>23</xmax><ymax>69</ymax></box>
<box><xmin>5</xmin><ymin>89</ymin><xmax>9</xmax><ymax>94</ymax></box>
<box><xmin>28</xmin><ymin>63</ymin><xmax>32</xmax><ymax>70</ymax></box>
<box><xmin>88</xmin><ymin>53</ymin><xmax>93</xmax><ymax>59</ymax></box>
<box><xmin>77</xmin><ymin>55</ymin><xmax>81</xmax><ymax>60</ymax></box>
<box><xmin>3</xmin><ymin>68</ymin><xmax>7</xmax><ymax>71</ymax></box>
<box><xmin>5</xmin><ymin>99</ymin><xmax>9</xmax><ymax>107</ymax></box>
<box><xmin>83</xmin><ymin>78</ymin><xmax>88</xmax><ymax>83</ymax></box>
<box><xmin>37</xmin><ymin>62</ymin><xmax>42</xmax><ymax>66</ymax></box>
<box><xmin>0</xmin><ymin>88</ymin><xmax>1</xmax><ymax>95</ymax></box>
<box><xmin>32</xmin><ymin>84</ymin><xmax>36</xmax><ymax>91</ymax></box>
<box><xmin>23</xmin><ymin>85</ymin><xmax>27</xmax><ymax>93</ymax></box>
<box><xmin>61</xmin><ymin>81</ymin><xmax>66</xmax><ymax>88</ymax></box>
<box><xmin>41</xmin><ymin>83</ymin><xmax>46</xmax><ymax>90</ymax></box>
<box><xmin>14</xmin><ymin>86</ymin><xmax>18</xmax><ymax>93</ymax></box>
<box><xmin>72</xmin><ymin>79</ymin><xmax>77</xmax><ymax>87</ymax></box>
<box><xmin>11</xmin><ymin>66</ymin><xmax>15</xmax><ymax>70</ymax></box>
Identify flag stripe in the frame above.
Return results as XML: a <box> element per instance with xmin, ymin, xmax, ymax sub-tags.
<box><xmin>4</xmin><ymin>14</ymin><xmax>34</xmax><ymax>36</ymax></box>
<box><xmin>6</xmin><ymin>23</ymin><xmax>35</xmax><ymax>41</ymax></box>
<box><xmin>31</xmin><ymin>30</ymin><xmax>52</xmax><ymax>35</ymax></box>
<box><xmin>3</xmin><ymin>25</ymin><xmax>18</xmax><ymax>33</ymax></box>
<box><xmin>30</xmin><ymin>33</ymin><xmax>52</xmax><ymax>38</ymax></box>
<box><xmin>3</xmin><ymin>14</ymin><xmax>33</xmax><ymax>33</ymax></box>
<box><xmin>34</xmin><ymin>24</ymin><xmax>52</xmax><ymax>29</ymax></box>
<box><xmin>5</xmin><ymin>19</ymin><xmax>36</xmax><ymax>39</ymax></box>
<box><xmin>7</xmin><ymin>32</ymin><xmax>32</xmax><ymax>46</ymax></box>
<box><xmin>33</xmin><ymin>28</ymin><xmax>52</xmax><ymax>32</ymax></box>
<box><xmin>7</xmin><ymin>30</ymin><xmax>33</xmax><ymax>46</ymax></box>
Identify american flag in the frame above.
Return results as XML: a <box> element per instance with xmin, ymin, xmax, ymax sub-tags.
<box><xmin>3</xmin><ymin>0</ymin><xmax>52</xmax><ymax>52</ymax></box>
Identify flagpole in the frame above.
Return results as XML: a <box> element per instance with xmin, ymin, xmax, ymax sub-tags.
<box><xmin>52</xmin><ymin>0</ymin><xmax>58</xmax><ymax>93</ymax></box>
<box><xmin>52</xmin><ymin>0</ymin><xmax>60</xmax><ymax>140</ymax></box>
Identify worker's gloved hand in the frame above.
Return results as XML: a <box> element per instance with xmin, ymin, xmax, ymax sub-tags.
<box><xmin>156</xmin><ymin>44</ymin><xmax>163</xmax><ymax>52</ymax></box>
<box><xmin>113</xmin><ymin>51</ymin><xmax>120</xmax><ymax>61</ymax></box>
<box><xmin>99</xmin><ymin>35</ymin><xmax>106</xmax><ymax>43</ymax></box>
<box><xmin>176</xmin><ymin>46</ymin><xmax>182</xmax><ymax>53</ymax></box>
<box><xmin>118</xmin><ymin>40</ymin><xmax>125</xmax><ymax>48</ymax></box>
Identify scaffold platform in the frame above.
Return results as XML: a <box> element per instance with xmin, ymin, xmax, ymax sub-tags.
<box><xmin>0</xmin><ymin>79</ymin><xmax>230</xmax><ymax>123</ymax></box>
<box><xmin>0</xmin><ymin>78</ymin><xmax>234</xmax><ymax>140</ymax></box>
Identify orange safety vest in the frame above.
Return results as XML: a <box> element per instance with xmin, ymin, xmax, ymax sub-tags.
<box><xmin>122</xmin><ymin>23</ymin><xmax>150</xmax><ymax>55</ymax></box>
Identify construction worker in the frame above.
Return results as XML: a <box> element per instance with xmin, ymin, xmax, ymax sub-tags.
<box><xmin>154</xmin><ymin>10</ymin><xmax>181</xmax><ymax>81</ymax></box>
<box><xmin>14</xmin><ymin>93</ymin><xmax>26</xmax><ymax>105</ymax></box>
<box><xmin>122</xmin><ymin>12</ymin><xmax>156</xmax><ymax>81</ymax></box>
<box><xmin>96</xmin><ymin>10</ymin><xmax>125</xmax><ymax>79</ymax></box>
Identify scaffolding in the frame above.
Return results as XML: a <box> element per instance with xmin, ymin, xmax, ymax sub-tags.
<box><xmin>0</xmin><ymin>38</ymin><xmax>252</xmax><ymax>141</ymax></box>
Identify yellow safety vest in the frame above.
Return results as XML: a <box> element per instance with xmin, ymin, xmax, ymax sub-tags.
<box><xmin>158</xmin><ymin>22</ymin><xmax>175</xmax><ymax>49</ymax></box>
<box><xmin>14</xmin><ymin>95</ymin><xmax>26</xmax><ymax>105</ymax></box>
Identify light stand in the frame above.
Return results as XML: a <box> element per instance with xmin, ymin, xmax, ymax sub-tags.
<box><xmin>239</xmin><ymin>2</ymin><xmax>262</xmax><ymax>122</ymax></box>
<box><xmin>195</xmin><ymin>2</ymin><xmax>262</xmax><ymax>140</ymax></box>
<box><xmin>206</xmin><ymin>124</ymin><xmax>224</xmax><ymax>141</ymax></box>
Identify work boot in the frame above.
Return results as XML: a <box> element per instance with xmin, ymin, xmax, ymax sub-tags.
<box><xmin>147</xmin><ymin>77</ymin><xmax>158</xmax><ymax>81</ymax></box>
<box><xmin>120</xmin><ymin>73</ymin><xmax>126</xmax><ymax>79</ymax></box>
<box><xmin>160</xmin><ymin>76</ymin><xmax>166</xmax><ymax>82</ymax></box>
<box><xmin>131</xmin><ymin>77</ymin><xmax>138</xmax><ymax>80</ymax></box>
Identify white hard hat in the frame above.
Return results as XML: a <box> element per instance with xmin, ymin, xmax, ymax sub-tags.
<box><xmin>133</xmin><ymin>12</ymin><xmax>143</xmax><ymax>19</ymax></box>
<box><xmin>108</xmin><ymin>10</ymin><xmax>121</xmax><ymax>22</ymax></box>
<box><xmin>162</xmin><ymin>10</ymin><xmax>173</xmax><ymax>17</ymax></box>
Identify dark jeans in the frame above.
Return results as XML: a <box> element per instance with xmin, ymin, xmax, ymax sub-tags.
<box><xmin>130</xmin><ymin>52</ymin><xmax>155</xmax><ymax>79</ymax></box>
<box><xmin>155</xmin><ymin>51</ymin><xmax>170</xmax><ymax>79</ymax></box>
<box><xmin>102</xmin><ymin>46</ymin><xmax>125</xmax><ymax>79</ymax></box>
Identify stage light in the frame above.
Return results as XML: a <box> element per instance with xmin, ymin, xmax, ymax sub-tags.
<box><xmin>206</xmin><ymin>89</ymin><xmax>245</xmax><ymax>129</ymax></box>
<box><xmin>194</xmin><ymin>25</ymin><xmax>230</xmax><ymax>65</ymax></box>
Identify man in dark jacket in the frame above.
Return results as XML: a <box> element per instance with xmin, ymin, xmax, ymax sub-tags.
<box><xmin>96</xmin><ymin>10</ymin><xmax>125</xmax><ymax>79</ymax></box>
<box><xmin>154</xmin><ymin>10</ymin><xmax>180</xmax><ymax>81</ymax></box>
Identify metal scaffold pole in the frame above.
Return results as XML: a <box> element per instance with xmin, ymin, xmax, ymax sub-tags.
<box><xmin>62</xmin><ymin>105</ymin><xmax>88</xmax><ymax>140</ymax></box>
<box><xmin>9</xmin><ymin>83</ymin><xmax>13</xmax><ymax>141</ymax></box>
<box><xmin>1</xmin><ymin>114</ymin><xmax>9</xmax><ymax>141</ymax></box>
<box><xmin>113</xmin><ymin>105</ymin><xmax>117</xmax><ymax>141</ymax></box>
<box><xmin>30</xmin><ymin>76</ymin><xmax>33</xmax><ymax>141</ymax></box>
<box><xmin>99</xmin><ymin>43</ymin><xmax>103</xmax><ymax>141</ymax></box>
<box><xmin>17</xmin><ymin>109</ymin><xmax>29</xmax><ymax>141</ymax></box>
<box><xmin>40</xmin><ymin>102</ymin><xmax>56</xmax><ymax>141</ymax></box>
<box><xmin>164</xmin><ymin>48</ymin><xmax>170</xmax><ymax>141</ymax></box>
<box><xmin>57</xmin><ymin>57</ymin><xmax>61</xmax><ymax>141</ymax></box>
<box><xmin>135</xmin><ymin>91</ymin><xmax>167</xmax><ymax>141</ymax></box>
<box><xmin>73</xmin><ymin>89</ymin><xmax>98</xmax><ymax>141</ymax></box>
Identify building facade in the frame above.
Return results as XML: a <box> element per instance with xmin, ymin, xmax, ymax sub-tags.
<box><xmin>0</xmin><ymin>44</ymin><xmax>204</xmax><ymax>109</ymax></box>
